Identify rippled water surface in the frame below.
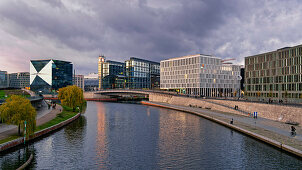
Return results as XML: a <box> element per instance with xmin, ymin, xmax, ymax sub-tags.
<box><xmin>1</xmin><ymin>101</ymin><xmax>302</xmax><ymax>169</ymax></box>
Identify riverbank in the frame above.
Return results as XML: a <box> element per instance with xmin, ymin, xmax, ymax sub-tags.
<box><xmin>0</xmin><ymin>106</ymin><xmax>80</xmax><ymax>152</ymax></box>
<box><xmin>142</xmin><ymin>101</ymin><xmax>302</xmax><ymax>158</ymax></box>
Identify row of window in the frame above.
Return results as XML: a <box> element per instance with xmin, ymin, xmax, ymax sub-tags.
<box><xmin>245</xmin><ymin>47</ymin><xmax>302</xmax><ymax>65</ymax></box>
<box><xmin>246</xmin><ymin>92</ymin><xmax>302</xmax><ymax>99</ymax></box>
<box><xmin>246</xmin><ymin>74</ymin><xmax>302</xmax><ymax>84</ymax></box>
<box><xmin>246</xmin><ymin>57</ymin><xmax>302</xmax><ymax>72</ymax></box>
<box><xmin>161</xmin><ymin>83</ymin><xmax>238</xmax><ymax>89</ymax></box>
<box><xmin>246</xmin><ymin>83</ymin><xmax>302</xmax><ymax>91</ymax></box>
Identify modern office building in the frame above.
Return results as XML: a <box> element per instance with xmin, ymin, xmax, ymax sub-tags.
<box><xmin>30</xmin><ymin>59</ymin><xmax>73</xmax><ymax>93</ymax></box>
<box><xmin>245</xmin><ymin>45</ymin><xmax>302</xmax><ymax>102</ymax></box>
<box><xmin>98</xmin><ymin>56</ymin><xmax>126</xmax><ymax>89</ymax></box>
<box><xmin>73</xmin><ymin>75</ymin><xmax>84</xmax><ymax>89</ymax></box>
<box><xmin>0</xmin><ymin>70</ymin><xmax>9</xmax><ymax>88</ymax></box>
<box><xmin>8</xmin><ymin>72</ymin><xmax>30</xmax><ymax>88</ymax></box>
<box><xmin>160</xmin><ymin>54</ymin><xmax>241</xmax><ymax>97</ymax></box>
<box><xmin>84</xmin><ymin>73</ymin><xmax>99</xmax><ymax>91</ymax></box>
<box><xmin>125</xmin><ymin>57</ymin><xmax>160</xmax><ymax>89</ymax></box>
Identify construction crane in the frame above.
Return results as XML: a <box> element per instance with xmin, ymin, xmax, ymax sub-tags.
<box><xmin>221</xmin><ymin>58</ymin><xmax>235</xmax><ymax>64</ymax></box>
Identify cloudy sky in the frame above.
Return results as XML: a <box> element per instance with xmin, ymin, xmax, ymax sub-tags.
<box><xmin>1</xmin><ymin>0</ymin><xmax>302</xmax><ymax>74</ymax></box>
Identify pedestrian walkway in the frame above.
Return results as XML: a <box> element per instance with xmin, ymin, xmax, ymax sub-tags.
<box><xmin>0</xmin><ymin>103</ymin><xmax>62</xmax><ymax>140</ymax></box>
<box><xmin>145</xmin><ymin>101</ymin><xmax>302</xmax><ymax>150</ymax></box>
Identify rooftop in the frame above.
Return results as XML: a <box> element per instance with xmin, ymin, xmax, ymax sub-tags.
<box><xmin>161</xmin><ymin>54</ymin><xmax>219</xmax><ymax>62</ymax></box>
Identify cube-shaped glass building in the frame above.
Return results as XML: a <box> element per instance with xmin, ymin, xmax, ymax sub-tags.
<box><xmin>30</xmin><ymin>59</ymin><xmax>73</xmax><ymax>93</ymax></box>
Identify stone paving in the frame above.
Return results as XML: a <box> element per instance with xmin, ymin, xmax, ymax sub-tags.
<box><xmin>145</xmin><ymin>101</ymin><xmax>302</xmax><ymax>151</ymax></box>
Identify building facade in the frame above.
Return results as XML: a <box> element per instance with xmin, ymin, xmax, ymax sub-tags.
<box><xmin>8</xmin><ymin>72</ymin><xmax>30</xmax><ymax>88</ymax></box>
<box><xmin>30</xmin><ymin>59</ymin><xmax>73</xmax><ymax>93</ymax></box>
<box><xmin>98</xmin><ymin>56</ymin><xmax>125</xmax><ymax>89</ymax></box>
<box><xmin>245</xmin><ymin>45</ymin><xmax>302</xmax><ymax>102</ymax></box>
<box><xmin>98</xmin><ymin>55</ymin><xmax>105</xmax><ymax>89</ymax></box>
<box><xmin>125</xmin><ymin>57</ymin><xmax>160</xmax><ymax>89</ymax></box>
<box><xmin>73</xmin><ymin>75</ymin><xmax>84</xmax><ymax>89</ymax></box>
<box><xmin>84</xmin><ymin>73</ymin><xmax>98</xmax><ymax>91</ymax></box>
<box><xmin>160</xmin><ymin>54</ymin><xmax>241</xmax><ymax>97</ymax></box>
<box><xmin>0</xmin><ymin>70</ymin><xmax>8</xmax><ymax>88</ymax></box>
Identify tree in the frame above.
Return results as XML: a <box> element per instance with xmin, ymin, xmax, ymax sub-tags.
<box><xmin>0</xmin><ymin>95</ymin><xmax>36</xmax><ymax>137</ymax></box>
<box><xmin>58</xmin><ymin>85</ymin><xmax>85</xmax><ymax>111</ymax></box>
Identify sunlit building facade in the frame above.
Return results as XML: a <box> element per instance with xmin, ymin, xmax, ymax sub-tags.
<box><xmin>245</xmin><ymin>45</ymin><xmax>302</xmax><ymax>102</ymax></box>
<box><xmin>30</xmin><ymin>59</ymin><xmax>73</xmax><ymax>93</ymax></box>
<box><xmin>160</xmin><ymin>54</ymin><xmax>241</xmax><ymax>97</ymax></box>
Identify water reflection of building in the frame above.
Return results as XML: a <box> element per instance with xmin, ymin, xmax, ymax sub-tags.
<box><xmin>96</xmin><ymin>102</ymin><xmax>108</xmax><ymax>168</ymax></box>
<box><xmin>157</xmin><ymin>109</ymin><xmax>201</xmax><ymax>166</ymax></box>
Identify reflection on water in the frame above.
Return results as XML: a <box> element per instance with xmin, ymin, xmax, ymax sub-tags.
<box><xmin>0</xmin><ymin>101</ymin><xmax>301</xmax><ymax>169</ymax></box>
<box><xmin>0</xmin><ymin>146</ymin><xmax>35</xmax><ymax>170</ymax></box>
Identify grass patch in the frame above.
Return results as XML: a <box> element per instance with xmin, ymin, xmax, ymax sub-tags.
<box><xmin>0</xmin><ymin>135</ymin><xmax>19</xmax><ymax>145</ymax></box>
<box><xmin>0</xmin><ymin>105</ymin><xmax>78</xmax><ymax>145</ymax></box>
<box><xmin>35</xmin><ymin>107</ymin><xmax>77</xmax><ymax>132</ymax></box>
<box><xmin>0</xmin><ymin>90</ymin><xmax>5</xmax><ymax>99</ymax></box>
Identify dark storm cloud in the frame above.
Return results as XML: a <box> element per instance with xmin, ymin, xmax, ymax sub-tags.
<box><xmin>1</xmin><ymin>0</ymin><xmax>302</xmax><ymax>74</ymax></box>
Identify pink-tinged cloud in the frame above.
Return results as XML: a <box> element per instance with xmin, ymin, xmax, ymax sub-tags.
<box><xmin>1</xmin><ymin>0</ymin><xmax>302</xmax><ymax>74</ymax></box>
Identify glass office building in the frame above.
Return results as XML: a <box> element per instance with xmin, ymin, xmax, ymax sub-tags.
<box><xmin>98</xmin><ymin>56</ymin><xmax>126</xmax><ymax>89</ymax></box>
<box><xmin>8</xmin><ymin>72</ymin><xmax>30</xmax><ymax>88</ymax></box>
<box><xmin>30</xmin><ymin>59</ymin><xmax>73</xmax><ymax>93</ymax></box>
<box><xmin>245</xmin><ymin>45</ymin><xmax>302</xmax><ymax>102</ymax></box>
<box><xmin>0</xmin><ymin>70</ymin><xmax>8</xmax><ymax>88</ymax></box>
<box><xmin>125</xmin><ymin>57</ymin><xmax>160</xmax><ymax>89</ymax></box>
<box><xmin>160</xmin><ymin>54</ymin><xmax>241</xmax><ymax>97</ymax></box>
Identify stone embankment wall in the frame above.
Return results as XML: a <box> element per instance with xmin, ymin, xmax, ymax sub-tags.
<box><xmin>149</xmin><ymin>94</ymin><xmax>302</xmax><ymax>125</ymax></box>
<box><xmin>207</xmin><ymin>99</ymin><xmax>302</xmax><ymax>125</ymax></box>
<box><xmin>0</xmin><ymin>113</ymin><xmax>81</xmax><ymax>152</ymax></box>
<box><xmin>84</xmin><ymin>92</ymin><xmax>111</xmax><ymax>99</ymax></box>
<box><xmin>149</xmin><ymin>94</ymin><xmax>244</xmax><ymax>116</ymax></box>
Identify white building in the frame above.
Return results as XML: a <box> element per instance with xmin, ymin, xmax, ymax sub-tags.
<box><xmin>160</xmin><ymin>54</ymin><xmax>241</xmax><ymax>97</ymax></box>
<box><xmin>73</xmin><ymin>75</ymin><xmax>84</xmax><ymax>90</ymax></box>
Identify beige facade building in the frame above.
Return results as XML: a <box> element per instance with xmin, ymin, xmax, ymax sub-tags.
<box><xmin>160</xmin><ymin>54</ymin><xmax>241</xmax><ymax>97</ymax></box>
<box><xmin>73</xmin><ymin>75</ymin><xmax>84</xmax><ymax>90</ymax></box>
<box><xmin>245</xmin><ymin>45</ymin><xmax>302</xmax><ymax>102</ymax></box>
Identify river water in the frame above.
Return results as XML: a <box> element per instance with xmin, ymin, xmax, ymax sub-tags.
<box><xmin>0</xmin><ymin>101</ymin><xmax>301</xmax><ymax>169</ymax></box>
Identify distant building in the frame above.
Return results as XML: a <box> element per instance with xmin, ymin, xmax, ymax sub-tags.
<box><xmin>98</xmin><ymin>56</ymin><xmax>126</xmax><ymax>89</ymax></box>
<box><xmin>245</xmin><ymin>45</ymin><xmax>302</xmax><ymax>102</ymax></box>
<box><xmin>125</xmin><ymin>57</ymin><xmax>160</xmax><ymax>89</ymax></box>
<box><xmin>98</xmin><ymin>56</ymin><xmax>160</xmax><ymax>89</ymax></box>
<box><xmin>160</xmin><ymin>54</ymin><xmax>241</xmax><ymax>97</ymax></box>
<box><xmin>0</xmin><ymin>70</ymin><xmax>9</xmax><ymax>88</ymax></box>
<box><xmin>30</xmin><ymin>59</ymin><xmax>73</xmax><ymax>93</ymax></box>
<box><xmin>8</xmin><ymin>72</ymin><xmax>30</xmax><ymax>89</ymax></box>
<box><xmin>84</xmin><ymin>73</ymin><xmax>98</xmax><ymax>91</ymax></box>
<box><xmin>73</xmin><ymin>75</ymin><xmax>84</xmax><ymax>89</ymax></box>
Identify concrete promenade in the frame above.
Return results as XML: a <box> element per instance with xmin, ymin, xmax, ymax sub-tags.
<box><xmin>0</xmin><ymin>103</ymin><xmax>62</xmax><ymax>141</ymax></box>
<box><xmin>142</xmin><ymin>101</ymin><xmax>302</xmax><ymax>155</ymax></box>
